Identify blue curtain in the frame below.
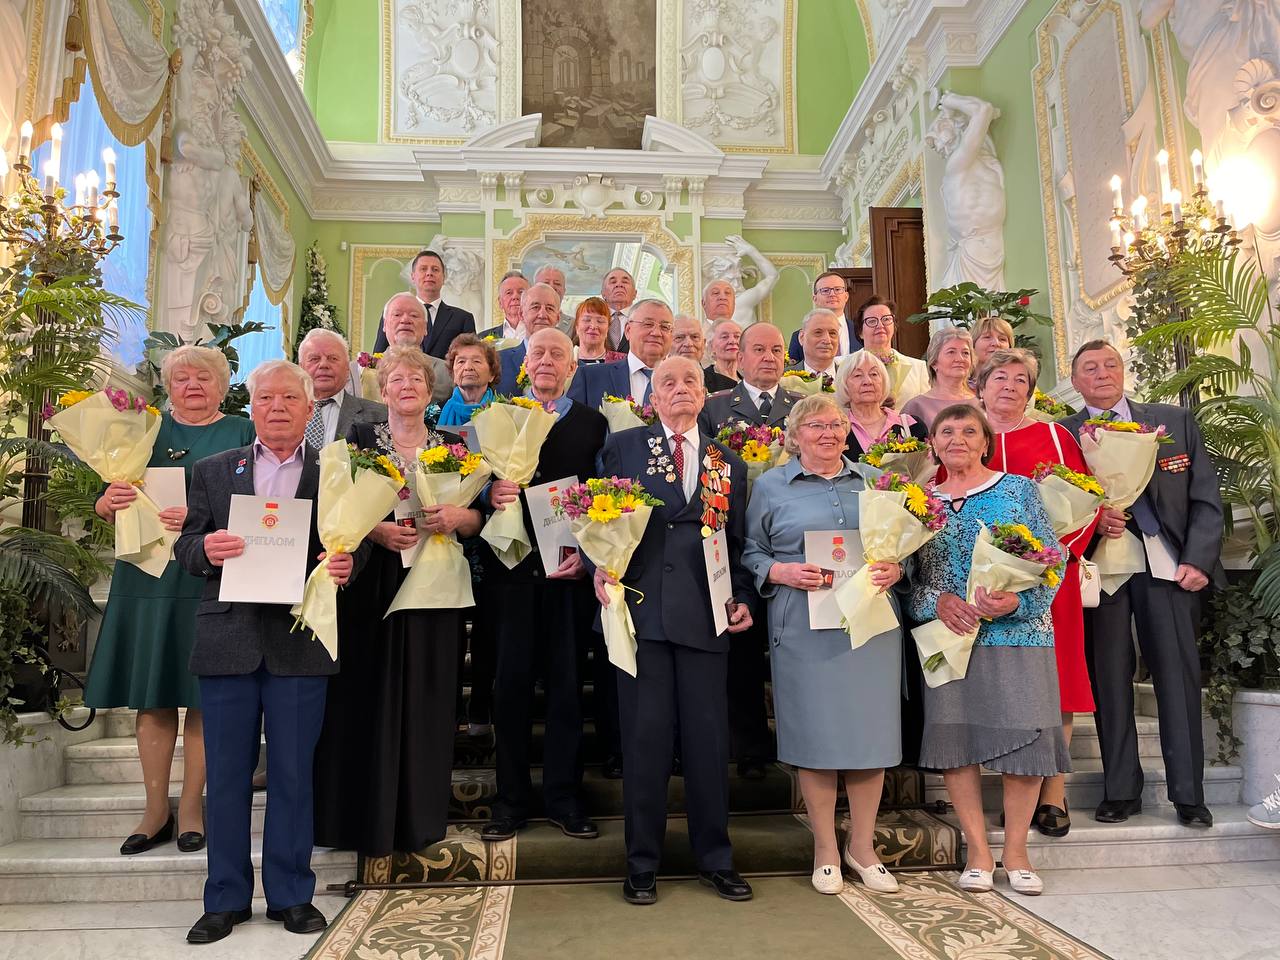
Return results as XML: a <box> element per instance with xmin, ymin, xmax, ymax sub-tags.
<box><xmin>31</xmin><ymin>82</ymin><xmax>150</xmax><ymax>367</ymax></box>
<box><xmin>258</xmin><ymin>0</ymin><xmax>302</xmax><ymax>57</ymax></box>
<box><xmin>233</xmin><ymin>273</ymin><xmax>285</xmax><ymax>382</ymax></box>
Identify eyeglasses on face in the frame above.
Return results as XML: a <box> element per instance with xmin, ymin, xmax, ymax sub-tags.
<box><xmin>862</xmin><ymin>316</ymin><xmax>895</xmax><ymax>329</ymax></box>
<box><xmin>815</xmin><ymin>286</ymin><xmax>847</xmax><ymax>297</ymax></box>
<box><xmin>632</xmin><ymin>320</ymin><xmax>674</xmax><ymax>334</ymax></box>
<box><xmin>800</xmin><ymin>421</ymin><xmax>846</xmax><ymax>435</ymax></box>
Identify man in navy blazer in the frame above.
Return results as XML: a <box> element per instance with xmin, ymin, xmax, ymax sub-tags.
<box><xmin>567</xmin><ymin>298</ymin><xmax>674</xmax><ymax>410</ymax></box>
<box><xmin>786</xmin><ymin>270</ymin><xmax>862</xmax><ymax>362</ymax></box>
<box><xmin>372</xmin><ymin>250</ymin><xmax>475</xmax><ymax>358</ymax></box>
<box><xmin>594</xmin><ymin>355</ymin><xmax>756</xmax><ymax>907</ymax></box>
<box><xmin>496</xmin><ymin>282</ymin><xmax>563</xmax><ymax>393</ymax></box>
<box><xmin>477</xmin><ymin>271</ymin><xmax>530</xmax><ymax>340</ymax></box>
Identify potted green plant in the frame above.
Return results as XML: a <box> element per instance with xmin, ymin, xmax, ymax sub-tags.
<box><xmin>906</xmin><ymin>281</ymin><xmax>1053</xmax><ymax>351</ymax></box>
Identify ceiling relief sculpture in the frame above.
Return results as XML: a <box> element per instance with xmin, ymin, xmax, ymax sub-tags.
<box><xmin>679</xmin><ymin>0</ymin><xmax>793</xmax><ymax>153</ymax></box>
<box><xmin>383</xmin><ymin>0</ymin><xmax>500</xmax><ymax>143</ymax></box>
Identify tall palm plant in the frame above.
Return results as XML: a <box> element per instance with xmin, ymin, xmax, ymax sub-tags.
<box><xmin>1131</xmin><ymin>245</ymin><xmax>1280</xmax><ymax>615</ymax></box>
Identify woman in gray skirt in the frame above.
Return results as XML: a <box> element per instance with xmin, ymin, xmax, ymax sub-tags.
<box><xmin>909</xmin><ymin>404</ymin><xmax>1070</xmax><ymax>897</ymax></box>
<box><xmin>744</xmin><ymin>394</ymin><xmax>905</xmax><ymax>896</ymax></box>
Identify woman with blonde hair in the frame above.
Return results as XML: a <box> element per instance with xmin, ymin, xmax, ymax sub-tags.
<box><xmin>86</xmin><ymin>345</ymin><xmax>254</xmax><ymax>857</ymax></box>
<box><xmin>900</xmin><ymin>327</ymin><xmax>980</xmax><ymax>429</ymax></box>
<box><xmin>835</xmin><ymin>350</ymin><xmax>928</xmax><ymax>460</ymax></box>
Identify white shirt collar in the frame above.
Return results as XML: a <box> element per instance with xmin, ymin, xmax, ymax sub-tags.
<box><xmin>661</xmin><ymin>422</ymin><xmax>696</xmax><ymax>444</ymax></box>
<box><xmin>627</xmin><ymin>352</ymin><xmax>652</xmax><ymax>376</ymax></box>
<box><xmin>418</xmin><ymin>295</ymin><xmax>443</xmax><ymax>314</ymax></box>
<box><xmin>741</xmin><ymin>379</ymin><xmax>775</xmax><ymax>406</ymax></box>
<box><xmin>501</xmin><ymin>318</ymin><xmax>524</xmax><ymax>341</ymax></box>
<box><xmin>1085</xmin><ymin>396</ymin><xmax>1132</xmax><ymax>420</ymax></box>
<box><xmin>316</xmin><ymin>390</ymin><xmax>344</xmax><ymax>410</ymax></box>
<box><xmin>803</xmin><ymin>361</ymin><xmax>836</xmax><ymax>378</ymax></box>
<box><xmin>252</xmin><ymin>437</ymin><xmax>306</xmax><ymax>465</ymax></box>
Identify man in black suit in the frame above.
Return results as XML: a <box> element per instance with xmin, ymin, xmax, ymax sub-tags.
<box><xmin>478</xmin><ymin>271</ymin><xmax>529</xmax><ymax>340</ymax></box>
<box><xmin>175</xmin><ymin>361</ymin><xmax>368</xmax><ymax>944</ymax></box>
<box><xmin>786</xmin><ymin>270</ymin><xmax>862</xmax><ymax>362</ymax></box>
<box><xmin>297</xmin><ymin>328</ymin><xmax>386</xmax><ymax>448</ymax></box>
<box><xmin>595</xmin><ymin>355</ymin><xmax>756</xmax><ymax>905</ymax></box>
<box><xmin>1061</xmin><ymin>339</ymin><xmax>1224</xmax><ymax>828</ymax></box>
<box><xmin>372</xmin><ymin>249</ymin><xmax>475</xmax><ymax>358</ymax></box>
<box><xmin>786</xmin><ymin>309</ymin><xmax>842</xmax><ymax>383</ymax></box>
<box><xmin>480</xmin><ymin>329</ymin><xmax>608</xmax><ymax>842</ymax></box>
<box><xmin>566</xmin><ymin>298</ymin><xmax>674</xmax><ymax>410</ymax></box>
<box><xmin>602</xmin><ymin>267</ymin><xmax>637</xmax><ymax>352</ymax></box>
<box><xmin>698</xmin><ymin>321</ymin><xmax>797</xmax><ymax>778</ymax></box>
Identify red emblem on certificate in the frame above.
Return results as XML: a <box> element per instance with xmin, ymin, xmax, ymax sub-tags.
<box><xmin>831</xmin><ymin>535</ymin><xmax>847</xmax><ymax>564</ymax></box>
<box><xmin>262</xmin><ymin>501</ymin><xmax>280</xmax><ymax>529</ymax></box>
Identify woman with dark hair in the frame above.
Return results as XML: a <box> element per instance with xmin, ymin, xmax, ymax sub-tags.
<box><xmin>572</xmin><ymin>296</ymin><xmax>625</xmax><ymax>365</ymax></box>
<box><xmin>853</xmin><ymin>296</ymin><xmax>930</xmax><ymax>409</ymax></box>
<box><xmin>439</xmin><ymin>333</ymin><xmax>500</xmax><ymax>426</ymax></box>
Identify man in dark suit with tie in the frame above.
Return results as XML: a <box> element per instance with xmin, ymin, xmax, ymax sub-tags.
<box><xmin>371</xmin><ymin>250</ymin><xmax>475</xmax><ymax>358</ymax></box>
<box><xmin>1061</xmin><ymin>339</ymin><xmax>1223</xmax><ymax>828</ymax></box>
<box><xmin>595</xmin><ymin>355</ymin><xmax>756</xmax><ymax>906</ymax></box>
<box><xmin>175</xmin><ymin>361</ymin><xmax>369</xmax><ymax>944</ymax></box>
<box><xmin>602</xmin><ymin>267</ymin><xmax>637</xmax><ymax>353</ymax></box>
<box><xmin>698</xmin><ymin>321</ymin><xmax>798</xmax><ymax>778</ymax></box>
<box><xmin>786</xmin><ymin>270</ymin><xmax>862</xmax><ymax>363</ymax></box>
<box><xmin>481</xmin><ymin>329</ymin><xmax>609</xmax><ymax>843</ymax></box>
<box><xmin>297</xmin><ymin>328</ymin><xmax>386</xmax><ymax>447</ymax></box>
<box><xmin>496</xmin><ymin>283</ymin><xmax>563</xmax><ymax>394</ymax></box>
<box><xmin>478</xmin><ymin>271</ymin><xmax>530</xmax><ymax>340</ymax></box>
<box><xmin>566</xmin><ymin>298</ymin><xmax>674</xmax><ymax>410</ymax></box>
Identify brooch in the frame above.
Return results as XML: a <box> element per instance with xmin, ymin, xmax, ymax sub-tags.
<box><xmin>646</xmin><ymin>435</ymin><xmax>676</xmax><ymax>484</ymax></box>
<box><xmin>167</xmin><ymin>447</ymin><xmax>189</xmax><ymax>460</ymax></box>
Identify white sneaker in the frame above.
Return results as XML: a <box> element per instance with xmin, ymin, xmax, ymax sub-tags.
<box><xmin>956</xmin><ymin>867</ymin><xmax>994</xmax><ymax>892</ymax></box>
<box><xmin>843</xmin><ymin>842</ymin><xmax>900</xmax><ymax>892</ymax></box>
<box><xmin>1004</xmin><ymin>866</ymin><xmax>1044</xmax><ymax>896</ymax></box>
<box><xmin>1247</xmin><ymin>774</ymin><xmax>1280</xmax><ymax>830</ymax></box>
<box><xmin>811</xmin><ymin>864</ymin><xmax>844</xmax><ymax>895</ymax></box>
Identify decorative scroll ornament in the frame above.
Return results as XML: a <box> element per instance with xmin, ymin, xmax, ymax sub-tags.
<box><xmin>391</xmin><ymin>0</ymin><xmax>498</xmax><ymax>138</ymax></box>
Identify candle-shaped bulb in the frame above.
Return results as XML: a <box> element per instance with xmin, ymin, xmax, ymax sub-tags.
<box><xmin>1191</xmin><ymin>148</ymin><xmax>1205</xmax><ymax>188</ymax></box>
<box><xmin>1170</xmin><ymin>189</ymin><xmax>1183</xmax><ymax>223</ymax></box>
<box><xmin>18</xmin><ymin>120</ymin><xmax>32</xmax><ymax>162</ymax></box>
<box><xmin>87</xmin><ymin>169</ymin><xmax>100</xmax><ymax>212</ymax></box>
<box><xmin>102</xmin><ymin>147</ymin><xmax>116</xmax><ymax>189</ymax></box>
<box><xmin>1110</xmin><ymin>218</ymin><xmax>1123</xmax><ymax>249</ymax></box>
<box><xmin>1199</xmin><ymin>217</ymin><xmax>1212</xmax><ymax>232</ymax></box>
<box><xmin>1131</xmin><ymin>195</ymin><xmax>1148</xmax><ymax>231</ymax></box>
<box><xmin>1110</xmin><ymin>174</ymin><xmax>1124</xmax><ymax>213</ymax></box>
<box><xmin>108</xmin><ymin>198</ymin><xmax>119</xmax><ymax>232</ymax></box>
<box><xmin>42</xmin><ymin>158</ymin><xmax>56</xmax><ymax>195</ymax></box>
<box><xmin>1157</xmin><ymin>149</ymin><xmax>1172</xmax><ymax>202</ymax></box>
<box><xmin>1215</xmin><ymin>197</ymin><xmax>1226</xmax><ymax>220</ymax></box>
<box><xmin>49</xmin><ymin>122</ymin><xmax>62</xmax><ymax>183</ymax></box>
<box><xmin>1123</xmin><ymin>231</ymin><xmax>1135</xmax><ymax>255</ymax></box>
<box><xmin>74</xmin><ymin>173</ymin><xmax>86</xmax><ymax>207</ymax></box>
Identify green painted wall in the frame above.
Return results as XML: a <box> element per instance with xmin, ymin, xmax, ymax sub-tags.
<box><xmin>743</xmin><ymin>227</ymin><xmax>840</xmax><ymax>338</ymax></box>
<box><xmin>796</xmin><ymin>0</ymin><xmax>867</xmax><ymax>155</ymax></box>
<box><xmin>306</xmin><ymin>0</ymin><xmax>381</xmax><ymax>142</ymax></box>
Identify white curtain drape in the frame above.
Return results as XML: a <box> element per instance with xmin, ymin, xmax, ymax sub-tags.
<box><xmin>252</xmin><ymin>192</ymin><xmax>296</xmax><ymax>306</ymax></box>
<box><xmin>82</xmin><ymin>0</ymin><xmax>171</xmax><ymax>144</ymax></box>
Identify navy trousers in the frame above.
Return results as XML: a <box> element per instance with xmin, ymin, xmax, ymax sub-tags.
<box><xmin>199</xmin><ymin>665</ymin><xmax>327</xmax><ymax>913</ymax></box>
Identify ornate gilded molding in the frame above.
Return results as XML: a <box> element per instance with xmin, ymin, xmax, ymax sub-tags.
<box><xmin>855</xmin><ymin>0</ymin><xmax>876</xmax><ymax>62</ymax></box>
<box><xmin>349</xmin><ymin>244</ymin><xmax>422</xmax><ymax>354</ymax></box>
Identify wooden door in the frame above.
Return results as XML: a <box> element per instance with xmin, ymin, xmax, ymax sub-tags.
<box><xmin>829</xmin><ymin>267</ymin><xmax>873</xmax><ymax>331</ymax></box>
<box><xmin>869</xmin><ymin>207</ymin><xmax>929</xmax><ymax>359</ymax></box>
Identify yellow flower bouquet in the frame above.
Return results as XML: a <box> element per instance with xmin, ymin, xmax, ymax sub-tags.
<box><xmin>355</xmin><ymin>351</ymin><xmax>385</xmax><ymax>402</ymax></box>
<box><xmin>859</xmin><ymin>435</ymin><xmax>932</xmax><ymax>482</ymax></box>
<box><xmin>778</xmin><ymin>370</ymin><xmax>835</xmax><ymax>397</ymax></box>
<box><xmin>599</xmin><ymin>394</ymin><xmax>657</xmax><ymax>432</ymax></box>
<box><xmin>471</xmin><ymin>395</ymin><xmax>557</xmax><ymax>568</ymax></box>
<box><xmin>715</xmin><ymin>420</ymin><xmax>788</xmax><ymax>484</ymax></box>
<box><xmin>290</xmin><ymin>441</ymin><xmax>406</xmax><ymax>660</ymax></box>
<box><xmin>558</xmin><ymin>478</ymin><xmax>664</xmax><ymax>676</ymax></box>
<box><xmin>385</xmin><ymin>441</ymin><xmax>493</xmax><ymax>614</ymax></box>
<box><xmin>1032</xmin><ymin>461</ymin><xmax>1105</xmax><ymax>538</ymax></box>
<box><xmin>46</xmin><ymin>388</ymin><xmax>170</xmax><ymax>577</ymax></box>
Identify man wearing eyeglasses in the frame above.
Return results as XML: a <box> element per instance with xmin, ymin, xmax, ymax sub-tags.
<box><xmin>787</xmin><ymin>271</ymin><xmax>862</xmax><ymax>363</ymax></box>
<box><xmin>567</xmin><ymin>299</ymin><xmax>675</xmax><ymax>410</ymax></box>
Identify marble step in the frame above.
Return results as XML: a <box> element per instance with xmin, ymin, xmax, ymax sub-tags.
<box><xmin>1068</xmin><ymin>714</ymin><xmax>1164</xmax><ymax>760</ymax></box>
<box><xmin>924</xmin><ymin>759</ymin><xmax>1242</xmax><ymax>811</ymax></box>
<box><xmin>974</xmin><ymin>804</ymin><xmax>1280</xmax><ymax>870</ymax></box>
<box><xmin>0</xmin><ymin>836</ymin><xmax>355</xmax><ymax>904</ymax></box>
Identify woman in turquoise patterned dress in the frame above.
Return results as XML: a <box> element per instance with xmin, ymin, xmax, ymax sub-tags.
<box><xmin>85</xmin><ymin>346</ymin><xmax>254</xmax><ymax>857</ymax></box>
<box><xmin>908</xmin><ymin>404</ymin><xmax>1069</xmax><ymax>897</ymax></box>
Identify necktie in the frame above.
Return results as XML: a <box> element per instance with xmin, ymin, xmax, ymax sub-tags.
<box><xmin>305</xmin><ymin>397</ymin><xmax>333</xmax><ymax>452</ymax></box>
<box><xmin>612</xmin><ymin>311</ymin><xmax>624</xmax><ymax>349</ymax></box>
<box><xmin>758</xmin><ymin>390</ymin><xmax>773</xmax><ymax>419</ymax></box>
<box><xmin>424</xmin><ymin>303</ymin><xmax>433</xmax><ymax>339</ymax></box>
<box><xmin>671</xmin><ymin>433</ymin><xmax>686</xmax><ymax>495</ymax></box>
<box><xmin>640</xmin><ymin>367</ymin><xmax>653</xmax><ymax>406</ymax></box>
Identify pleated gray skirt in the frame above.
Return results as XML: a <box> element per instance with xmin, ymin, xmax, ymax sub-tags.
<box><xmin>918</xmin><ymin>643</ymin><xmax>1072</xmax><ymax>777</ymax></box>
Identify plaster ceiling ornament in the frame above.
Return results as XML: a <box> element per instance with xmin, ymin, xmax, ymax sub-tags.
<box><xmin>388</xmin><ymin>0</ymin><xmax>499</xmax><ymax>141</ymax></box>
<box><xmin>680</xmin><ymin>0</ymin><xmax>790</xmax><ymax>149</ymax></box>
<box><xmin>700</xmin><ymin>234</ymin><xmax>779</xmax><ymax>327</ymax></box>
<box><xmin>155</xmin><ymin>0</ymin><xmax>254</xmax><ymax>339</ymax></box>
<box><xmin>925</xmin><ymin>90</ymin><xmax>1006</xmax><ymax>291</ymax></box>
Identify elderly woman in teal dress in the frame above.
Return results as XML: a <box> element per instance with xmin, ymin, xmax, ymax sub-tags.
<box><xmin>85</xmin><ymin>346</ymin><xmax>254</xmax><ymax>857</ymax></box>
<box><xmin>908</xmin><ymin>403</ymin><xmax>1069</xmax><ymax>897</ymax></box>
<box><xmin>743</xmin><ymin>393</ymin><xmax>905</xmax><ymax>896</ymax></box>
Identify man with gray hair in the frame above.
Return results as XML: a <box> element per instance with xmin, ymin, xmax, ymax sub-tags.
<box><xmin>479</xmin><ymin>271</ymin><xmax>529</xmax><ymax>340</ymax></box>
<box><xmin>296</xmin><ymin>328</ymin><xmax>386</xmax><ymax>448</ymax></box>
<box><xmin>567</xmin><ymin>298</ymin><xmax>675</xmax><ymax>410</ymax></box>
<box><xmin>601</xmin><ymin>267</ymin><xmax>638</xmax><ymax>352</ymax></box>
<box><xmin>534</xmin><ymin>265</ymin><xmax>575</xmax><ymax>334</ymax></box>
<box><xmin>497</xmin><ymin>282</ymin><xmax>563</xmax><ymax>394</ymax></box>
<box><xmin>788</xmin><ymin>309</ymin><xmax>842</xmax><ymax>382</ymax></box>
<box><xmin>352</xmin><ymin>293</ymin><xmax>453</xmax><ymax>406</ymax></box>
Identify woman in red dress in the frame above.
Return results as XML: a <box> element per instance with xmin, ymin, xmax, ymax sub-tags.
<box><xmin>976</xmin><ymin>349</ymin><xmax>1100</xmax><ymax>838</ymax></box>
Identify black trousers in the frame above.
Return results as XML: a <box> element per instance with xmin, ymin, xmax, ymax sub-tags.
<box><xmin>616</xmin><ymin>639</ymin><xmax>733</xmax><ymax>875</ymax></box>
<box><xmin>1084</xmin><ymin>568</ymin><xmax>1206</xmax><ymax>806</ymax></box>
<box><xmin>727</xmin><ymin>618</ymin><xmax>774</xmax><ymax>761</ymax></box>
<box><xmin>585</xmin><ymin>631</ymin><xmax>622</xmax><ymax>760</ymax></box>
<box><xmin>492</xmin><ymin>579</ymin><xmax>587</xmax><ymax>820</ymax></box>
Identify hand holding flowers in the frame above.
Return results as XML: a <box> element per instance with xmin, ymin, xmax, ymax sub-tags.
<box><xmin>1032</xmin><ymin>461</ymin><xmax>1104</xmax><ymax>538</ymax></box>
<box><xmin>471</xmin><ymin>396</ymin><xmax>557</xmax><ymax>568</ymax></box>
<box><xmin>859</xmin><ymin>435</ymin><xmax>932</xmax><ymax>482</ymax></box>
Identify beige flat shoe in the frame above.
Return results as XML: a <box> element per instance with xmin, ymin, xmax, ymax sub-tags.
<box><xmin>811</xmin><ymin>864</ymin><xmax>843</xmax><ymax>895</ymax></box>
<box><xmin>843</xmin><ymin>845</ymin><xmax>900</xmax><ymax>893</ymax></box>
<box><xmin>1004</xmin><ymin>866</ymin><xmax>1044</xmax><ymax>896</ymax></box>
<box><xmin>957</xmin><ymin>867</ymin><xmax>994</xmax><ymax>892</ymax></box>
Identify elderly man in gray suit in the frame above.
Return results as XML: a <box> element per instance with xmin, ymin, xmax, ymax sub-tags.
<box><xmin>1061</xmin><ymin>340</ymin><xmax>1223</xmax><ymax>829</ymax></box>
<box><xmin>297</xmin><ymin>328</ymin><xmax>386</xmax><ymax>449</ymax></box>
<box><xmin>348</xmin><ymin>294</ymin><xmax>454</xmax><ymax>407</ymax></box>
<box><xmin>176</xmin><ymin>360</ymin><xmax>368</xmax><ymax>945</ymax></box>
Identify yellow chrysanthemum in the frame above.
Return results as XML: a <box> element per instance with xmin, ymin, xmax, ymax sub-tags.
<box><xmin>419</xmin><ymin>446</ymin><xmax>449</xmax><ymax>465</ymax></box>
<box><xmin>376</xmin><ymin>455</ymin><xmax>404</xmax><ymax>485</ymax></box>
<box><xmin>57</xmin><ymin>389</ymin><xmax>94</xmax><ymax>408</ymax></box>
<box><xmin>863</xmin><ymin>453</ymin><xmax>882</xmax><ymax>467</ymax></box>
<box><xmin>1008</xmin><ymin>523</ymin><xmax>1043</xmax><ymax>551</ymax></box>
<box><xmin>586</xmin><ymin>494</ymin><xmax>621</xmax><ymax>523</ymax></box>
<box><xmin>145</xmin><ymin>405</ymin><xmax>161</xmax><ymax>418</ymax></box>
<box><xmin>459</xmin><ymin>453</ymin><xmax>483</xmax><ymax>477</ymax></box>
<box><xmin>617</xmin><ymin>493</ymin><xmax>642</xmax><ymax>511</ymax></box>
<box><xmin>905</xmin><ymin>485</ymin><xmax>929</xmax><ymax>517</ymax></box>
<box><xmin>509</xmin><ymin>396</ymin><xmax>543</xmax><ymax>410</ymax></box>
<box><xmin>1045</xmin><ymin>568</ymin><xmax>1061</xmax><ymax>588</ymax></box>
<box><xmin>739</xmin><ymin>440</ymin><xmax>771</xmax><ymax>462</ymax></box>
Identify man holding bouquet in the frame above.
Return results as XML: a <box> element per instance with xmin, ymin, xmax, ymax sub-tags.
<box><xmin>594</xmin><ymin>356</ymin><xmax>756</xmax><ymax>906</ymax></box>
<box><xmin>1063</xmin><ymin>340</ymin><xmax>1224</xmax><ymax>828</ymax></box>
<box><xmin>482</xmin><ymin>329</ymin><xmax>610</xmax><ymax>842</ymax></box>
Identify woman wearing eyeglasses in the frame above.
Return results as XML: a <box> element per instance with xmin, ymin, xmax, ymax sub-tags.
<box><xmin>743</xmin><ymin>393</ymin><xmax>905</xmax><ymax>897</ymax></box>
<box><xmin>855</xmin><ymin>296</ymin><xmax>930</xmax><ymax>410</ymax></box>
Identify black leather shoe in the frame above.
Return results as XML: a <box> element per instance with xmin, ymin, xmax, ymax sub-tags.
<box><xmin>177</xmin><ymin>830</ymin><xmax>207</xmax><ymax>853</ymax></box>
<box><xmin>698</xmin><ymin>869</ymin><xmax>753</xmax><ymax>901</ymax></box>
<box><xmin>1034</xmin><ymin>803</ymin><xmax>1071</xmax><ymax>838</ymax></box>
<box><xmin>737</xmin><ymin>760</ymin><xmax>767</xmax><ymax>781</ymax></box>
<box><xmin>481</xmin><ymin>816</ymin><xmax>527</xmax><ymax>841</ymax></box>
<box><xmin>548</xmin><ymin>814</ymin><xmax>599</xmax><ymax>839</ymax></box>
<box><xmin>1094</xmin><ymin>798</ymin><xmax>1142</xmax><ymax>823</ymax></box>
<box><xmin>120</xmin><ymin>814</ymin><xmax>174</xmax><ymax>856</ymax></box>
<box><xmin>622</xmin><ymin>872</ymin><xmax>657</xmax><ymax>905</ymax></box>
<box><xmin>1175</xmin><ymin>803</ymin><xmax>1213</xmax><ymax>827</ymax></box>
<box><xmin>266</xmin><ymin>902</ymin><xmax>327</xmax><ymax>934</ymax></box>
<box><xmin>186</xmin><ymin>907</ymin><xmax>251</xmax><ymax>944</ymax></box>
<box><xmin>602</xmin><ymin>754</ymin><xmax>624</xmax><ymax>780</ymax></box>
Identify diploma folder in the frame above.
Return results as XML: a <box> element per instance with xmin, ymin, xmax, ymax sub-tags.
<box><xmin>219</xmin><ymin>494</ymin><xmax>312</xmax><ymax>604</ymax></box>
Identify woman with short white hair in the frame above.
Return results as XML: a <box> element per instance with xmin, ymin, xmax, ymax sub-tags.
<box><xmin>835</xmin><ymin>349</ymin><xmax>927</xmax><ymax>461</ymax></box>
<box><xmin>86</xmin><ymin>344</ymin><xmax>255</xmax><ymax>857</ymax></box>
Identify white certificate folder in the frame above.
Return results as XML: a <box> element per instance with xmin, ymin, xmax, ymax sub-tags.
<box><xmin>218</xmin><ymin>495</ymin><xmax>312</xmax><ymax>604</ymax></box>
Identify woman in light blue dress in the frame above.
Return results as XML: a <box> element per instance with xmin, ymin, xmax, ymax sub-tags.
<box><xmin>743</xmin><ymin>393</ymin><xmax>905</xmax><ymax>896</ymax></box>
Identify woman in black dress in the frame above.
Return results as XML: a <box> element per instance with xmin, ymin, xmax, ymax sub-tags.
<box><xmin>313</xmin><ymin>345</ymin><xmax>484</xmax><ymax>856</ymax></box>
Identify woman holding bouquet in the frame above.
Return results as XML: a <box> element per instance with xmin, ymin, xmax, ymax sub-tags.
<box><xmin>313</xmin><ymin>345</ymin><xmax>484</xmax><ymax>857</ymax></box>
<box><xmin>976</xmin><ymin>349</ymin><xmax>1099</xmax><ymax>837</ymax></box>
<box><xmin>86</xmin><ymin>345</ymin><xmax>254</xmax><ymax>856</ymax></box>
<box><xmin>743</xmin><ymin>394</ymin><xmax>905</xmax><ymax>896</ymax></box>
<box><xmin>835</xmin><ymin>350</ymin><xmax>928</xmax><ymax>460</ymax></box>
<box><xmin>909</xmin><ymin>404</ymin><xmax>1069</xmax><ymax>896</ymax></box>
<box><xmin>854</xmin><ymin>297</ymin><xmax>930</xmax><ymax>409</ymax></box>
<box><xmin>900</xmin><ymin>327</ymin><xmax>980</xmax><ymax>429</ymax></box>
<box><xmin>572</xmin><ymin>296</ymin><xmax>625</xmax><ymax>365</ymax></box>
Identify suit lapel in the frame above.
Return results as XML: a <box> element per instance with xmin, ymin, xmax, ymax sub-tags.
<box><xmin>296</xmin><ymin>444</ymin><xmax>321</xmax><ymax>502</ymax></box>
<box><xmin>230</xmin><ymin>446</ymin><xmax>256</xmax><ymax>498</ymax></box>
<box><xmin>729</xmin><ymin>386</ymin><xmax>757</xmax><ymax>424</ymax></box>
<box><xmin>769</xmin><ymin>391</ymin><xmax>794</xmax><ymax>427</ymax></box>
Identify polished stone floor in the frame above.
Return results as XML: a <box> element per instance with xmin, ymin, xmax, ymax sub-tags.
<box><xmin>1</xmin><ymin>864</ymin><xmax>1278</xmax><ymax>959</ymax></box>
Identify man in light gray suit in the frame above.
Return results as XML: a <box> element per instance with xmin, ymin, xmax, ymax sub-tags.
<box><xmin>1061</xmin><ymin>339</ymin><xmax>1224</xmax><ymax>829</ymax></box>
<box><xmin>176</xmin><ymin>360</ymin><xmax>369</xmax><ymax>945</ymax></box>
<box><xmin>298</xmin><ymin>328</ymin><xmax>386</xmax><ymax>449</ymax></box>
